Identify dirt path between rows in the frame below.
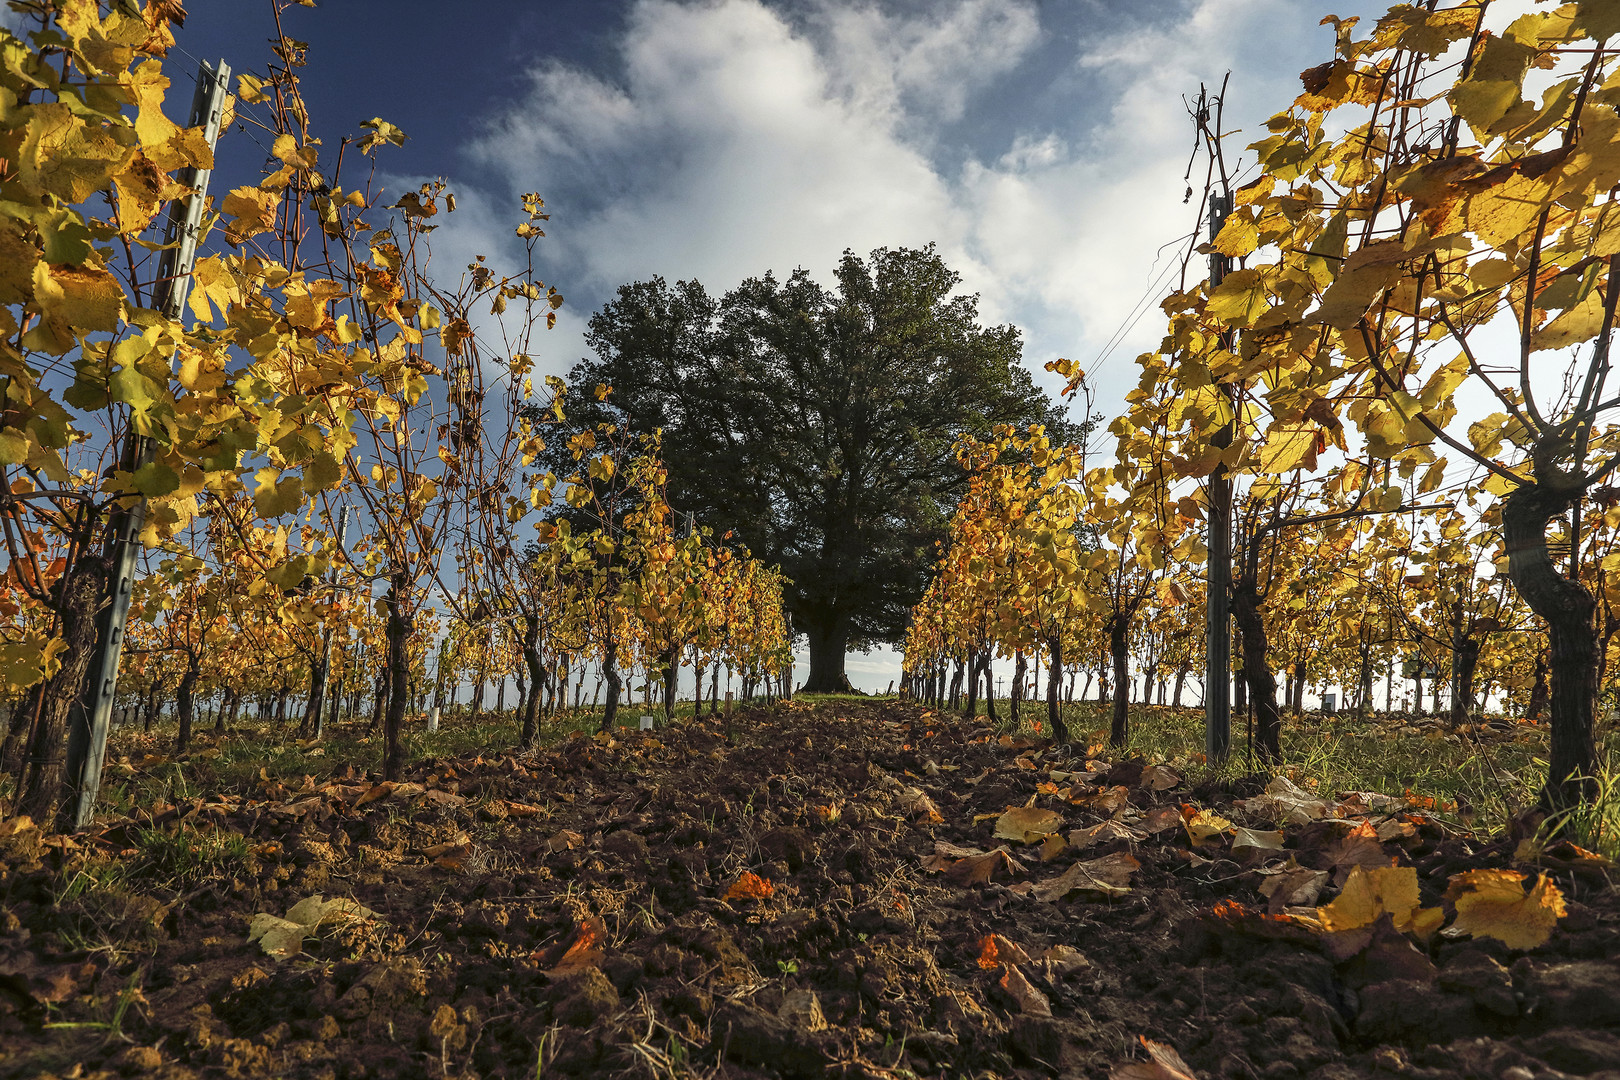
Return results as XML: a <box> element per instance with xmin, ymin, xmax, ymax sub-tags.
<box><xmin>1</xmin><ymin>699</ymin><xmax>1616</xmax><ymax>1080</ymax></box>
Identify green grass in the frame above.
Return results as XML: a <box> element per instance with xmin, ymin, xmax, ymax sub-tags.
<box><xmin>968</xmin><ymin>698</ymin><xmax>1590</xmax><ymax>839</ymax></box>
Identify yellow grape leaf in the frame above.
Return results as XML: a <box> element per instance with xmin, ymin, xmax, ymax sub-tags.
<box><xmin>1316</xmin><ymin>864</ymin><xmax>1420</xmax><ymax>933</ymax></box>
<box><xmin>994</xmin><ymin>806</ymin><xmax>1065</xmax><ymax>843</ymax></box>
<box><xmin>33</xmin><ymin>261</ymin><xmax>124</xmax><ymax>336</ymax></box>
<box><xmin>1257</xmin><ymin>423</ymin><xmax>1321</xmax><ymax>474</ymax></box>
<box><xmin>1445</xmin><ymin>869</ymin><xmax>1566</xmax><ymax>950</ymax></box>
<box><xmin>1182</xmin><ymin>807</ymin><xmax>1233</xmax><ymax>847</ymax></box>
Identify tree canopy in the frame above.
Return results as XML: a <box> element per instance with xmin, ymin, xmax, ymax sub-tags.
<box><xmin>551</xmin><ymin>245</ymin><xmax>1071</xmax><ymax>690</ymax></box>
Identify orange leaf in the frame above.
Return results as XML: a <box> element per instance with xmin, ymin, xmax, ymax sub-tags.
<box><xmin>724</xmin><ymin>872</ymin><xmax>775</xmax><ymax>902</ymax></box>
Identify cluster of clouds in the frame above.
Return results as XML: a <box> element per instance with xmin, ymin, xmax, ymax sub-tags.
<box><xmin>437</xmin><ymin>0</ymin><xmax>1383</xmax><ymax>420</ymax></box>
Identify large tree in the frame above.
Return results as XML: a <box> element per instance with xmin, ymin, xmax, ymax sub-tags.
<box><xmin>554</xmin><ymin>245</ymin><xmax>1069</xmax><ymax>691</ymax></box>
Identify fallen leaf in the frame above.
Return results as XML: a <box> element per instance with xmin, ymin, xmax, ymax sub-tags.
<box><xmin>933</xmin><ymin>840</ymin><xmax>988</xmax><ymax>858</ymax></box>
<box><xmin>1040</xmin><ymin>834</ymin><xmax>1068</xmax><ymax>861</ymax></box>
<box><xmin>248</xmin><ymin>894</ymin><xmax>382</xmax><ymax>960</ymax></box>
<box><xmin>1231</xmin><ymin>828</ymin><xmax>1285</xmax><ymax>855</ymax></box>
<box><xmin>1141</xmin><ymin>806</ymin><xmax>1183</xmax><ymax>833</ymax></box>
<box><xmin>1032</xmin><ymin>851</ymin><xmax>1140</xmax><ymax>901</ymax></box>
<box><xmin>1445</xmin><ymin>869</ymin><xmax>1566</xmax><ymax>950</ymax></box>
<box><xmin>1112</xmin><ymin>1036</ymin><xmax>1199</xmax><ymax>1080</ymax></box>
<box><xmin>353</xmin><ymin>782</ymin><xmax>394</xmax><ymax>808</ymax></box>
<box><xmin>1182</xmin><ymin>807</ymin><xmax>1233</xmax><ymax>847</ymax></box>
<box><xmin>995</xmin><ymin>806</ymin><xmax>1065</xmax><ymax>843</ymax></box>
<box><xmin>1069</xmin><ymin>820</ymin><xmax>1145</xmax><ymax>850</ymax></box>
<box><xmin>977</xmin><ymin>933</ymin><xmax>1032</xmax><ymax>969</ymax></box>
<box><xmin>501</xmin><ymin>800</ymin><xmax>545</xmax><ymax>818</ymax></box>
<box><xmin>900</xmin><ymin>787</ymin><xmax>944</xmax><ymax>823</ymax></box>
<box><xmin>1259</xmin><ymin>867</ymin><xmax>1329</xmax><ymax>912</ymax></box>
<box><xmin>1040</xmin><ymin>944</ymin><xmax>1090</xmax><ymax>974</ymax></box>
<box><xmin>1241</xmin><ymin>775</ymin><xmax>1330</xmax><ymax>824</ymax></box>
<box><xmin>1321</xmin><ymin>820</ymin><xmax>1394</xmax><ymax>882</ymax></box>
<box><xmin>1315</xmin><ymin>865</ymin><xmax>1420</xmax><ymax>934</ymax></box>
<box><xmin>1139</xmin><ymin>765</ymin><xmax>1181</xmax><ymax>791</ymax></box>
<box><xmin>946</xmin><ymin>847</ymin><xmax>1018</xmax><ymax>885</ymax></box>
<box><xmin>547</xmin><ymin>829</ymin><xmax>585</xmax><ymax>853</ymax></box>
<box><xmin>998</xmin><ymin>963</ymin><xmax>1051</xmax><ymax>1016</ymax></box>
<box><xmin>538</xmin><ymin>915</ymin><xmax>606</xmax><ymax>973</ymax></box>
<box><xmin>1071</xmin><ymin>785</ymin><xmax>1131</xmax><ymax>814</ymax></box>
<box><xmin>724</xmin><ymin>872</ymin><xmax>775</xmax><ymax>902</ymax></box>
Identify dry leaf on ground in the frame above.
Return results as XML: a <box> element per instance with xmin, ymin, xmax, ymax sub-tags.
<box><xmin>1231</xmin><ymin>828</ymin><xmax>1284</xmax><ymax>854</ymax></box>
<box><xmin>1031</xmin><ymin>851</ymin><xmax>1140</xmax><ymax>901</ymax></box>
<box><xmin>1112</xmin><ymin>1036</ymin><xmax>1199</xmax><ymax>1080</ymax></box>
<box><xmin>998</xmin><ymin>963</ymin><xmax>1051</xmax><ymax>1016</ymax></box>
<box><xmin>1315</xmin><ymin>865</ymin><xmax>1437</xmax><ymax>936</ymax></box>
<box><xmin>977</xmin><ymin>933</ymin><xmax>1032</xmax><ymax>969</ymax></box>
<box><xmin>248</xmin><ymin>894</ymin><xmax>382</xmax><ymax>960</ymax></box>
<box><xmin>1445</xmin><ymin>869</ymin><xmax>1566</xmax><ymax>950</ymax></box>
<box><xmin>995</xmin><ymin>806</ymin><xmax>1064</xmax><ymax>843</ymax></box>
<box><xmin>724</xmin><ymin>872</ymin><xmax>775</xmax><ymax>902</ymax></box>
<box><xmin>1182</xmin><ymin>807</ymin><xmax>1233</xmax><ymax>847</ymax></box>
<box><xmin>1241</xmin><ymin>776</ymin><xmax>1330</xmax><ymax>824</ymax></box>
<box><xmin>538</xmin><ymin>915</ymin><xmax>606</xmax><ymax>973</ymax></box>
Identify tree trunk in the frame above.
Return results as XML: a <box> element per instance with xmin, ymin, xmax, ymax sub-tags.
<box><xmin>1527</xmin><ymin>644</ymin><xmax>1550</xmax><ymax>724</ymax></box>
<box><xmin>520</xmin><ymin>620</ymin><xmax>544</xmax><ymax>748</ymax></box>
<box><xmin>1451</xmin><ymin>635</ymin><xmax>1480</xmax><ymax>728</ymax></box>
<box><xmin>1357</xmin><ymin>644</ymin><xmax>1374</xmax><ymax>716</ymax></box>
<box><xmin>1172</xmin><ymin>664</ymin><xmax>1188</xmax><ymax>708</ymax></box>
<box><xmin>1010</xmin><ymin>649</ymin><xmax>1027</xmax><ymax>729</ymax></box>
<box><xmin>1504</xmin><ymin>482</ymin><xmax>1597</xmax><ymax>805</ymax></box>
<box><xmin>382</xmin><ymin>576</ymin><xmax>410</xmax><ymax>781</ymax></box>
<box><xmin>174</xmin><ymin>650</ymin><xmax>199</xmax><ymax>755</ymax></box>
<box><xmin>948</xmin><ymin>661</ymin><xmax>963</xmax><ymax>709</ymax></box>
<box><xmin>1231</xmin><ymin>581</ymin><xmax>1281</xmax><ymax>762</ymax></box>
<box><xmin>662</xmin><ymin>646</ymin><xmax>677</xmax><ymax>721</ymax></box>
<box><xmin>965</xmin><ymin>647</ymin><xmax>980</xmax><ymax>717</ymax></box>
<box><xmin>1109</xmin><ymin>616</ymin><xmax>1129</xmax><ymax>747</ymax></box>
<box><xmin>300</xmin><ymin>649</ymin><xmax>328</xmax><ymax>738</ymax></box>
<box><xmin>600</xmin><ymin>637</ymin><xmax>622</xmax><ymax>733</ymax></box>
<box><xmin>981</xmin><ymin>650</ymin><xmax>998</xmax><ymax>722</ymax></box>
<box><xmin>369</xmin><ymin>671</ymin><xmax>386</xmax><ymax>732</ymax></box>
<box><xmin>1045</xmin><ymin>636</ymin><xmax>1068</xmax><ymax>745</ymax></box>
<box><xmin>16</xmin><ymin>550</ymin><xmax>109</xmax><ymax>824</ymax></box>
<box><xmin>802</xmin><ymin>617</ymin><xmax>852</xmax><ymax>693</ymax></box>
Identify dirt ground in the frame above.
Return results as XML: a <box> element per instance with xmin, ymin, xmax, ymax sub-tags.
<box><xmin>1</xmin><ymin>698</ymin><xmax>1616</xmax><ymax>1080</ymax></box>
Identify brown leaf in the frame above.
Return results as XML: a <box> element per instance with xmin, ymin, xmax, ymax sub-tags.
<box><xmin>977</xmin><ymin>933</ymin><xmax>1032</xmax><ymax>969</ymax></box>
<box><xmin>1321</xmin><ymin>821</ymin><xmax>1395</xmax><ymax>883</ymax></box>
<box><xmin>1139</xmin><ymin>765</ymin><xmax>1182</xmax><ymax>791</ymax></box>
<box><xmin>1258</xmin><ymin>867</ymin><xmax>1329</xmax><ymax>913</ymax></box>
<box><xmin>353</xmin><ymin>782</ymin><xmax>394</xmax><ymax>808</ymax></box>
<box><xmin>1112</xmin><ymin>1036</ymin><xmax>1199</xmax><ymax>1080</ymax></box>
<box><xmin>1032</xmin><ymin>851</ymin><xmax>1140</xmax><ymax>901</ymax></box>
<box><xmin>1071</xmin><ymin>785</ymin><xmax>1130</xmax><ymax>814</ymax></box>
<box><xmin>994</xmin><ymin>806</ymin><xmax>1064</xmax><ymax>843</ymax></box>
<box><xmin>946</xmin><ymin>847</ymin><xmax>1018</xmax><ymax>885</ymax></box>
<box><xmin>900</xmin><ymin>787</ymin><xmax>944</xmax><ymax>823</ymax></box>
<box><xmin>537</xmin><ymin>915</ymin><xmax>606</xmax><ymax>973</ymax></box>
<box><xmin>998</xmin><ymin>963</ymin><xmax>1051</xmax><ymax>1017</ymax></box>
<box><xmin>1069</xmin><ymin>819</ymin><xmax>1144</xmax><ymax>850</ymax></box>
<box><xmin>501</xmin><ymin>800</ymin><xmax>545</xmax><ymax>818</ymax></box>
<box><xmin>1141</xmin><ymin>806</ymin><xmax>1183</xmax><ymax>834</ymax></box>
<box><xmin>547</xmin><ymin>829</ymin><xmax>585</xmax><ymax>853</ymax></box>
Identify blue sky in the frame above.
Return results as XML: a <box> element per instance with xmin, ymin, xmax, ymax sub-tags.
<box><xmin>160</xmin><ymin>0</ymin><xmax>1395</xmax><ymax>695</ymax></box>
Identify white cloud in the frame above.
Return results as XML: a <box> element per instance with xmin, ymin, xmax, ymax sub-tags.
<box><xmin>469</xmin><ymin>0</ymin><xmax>985</xmax><ymax>300</ymax></box>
